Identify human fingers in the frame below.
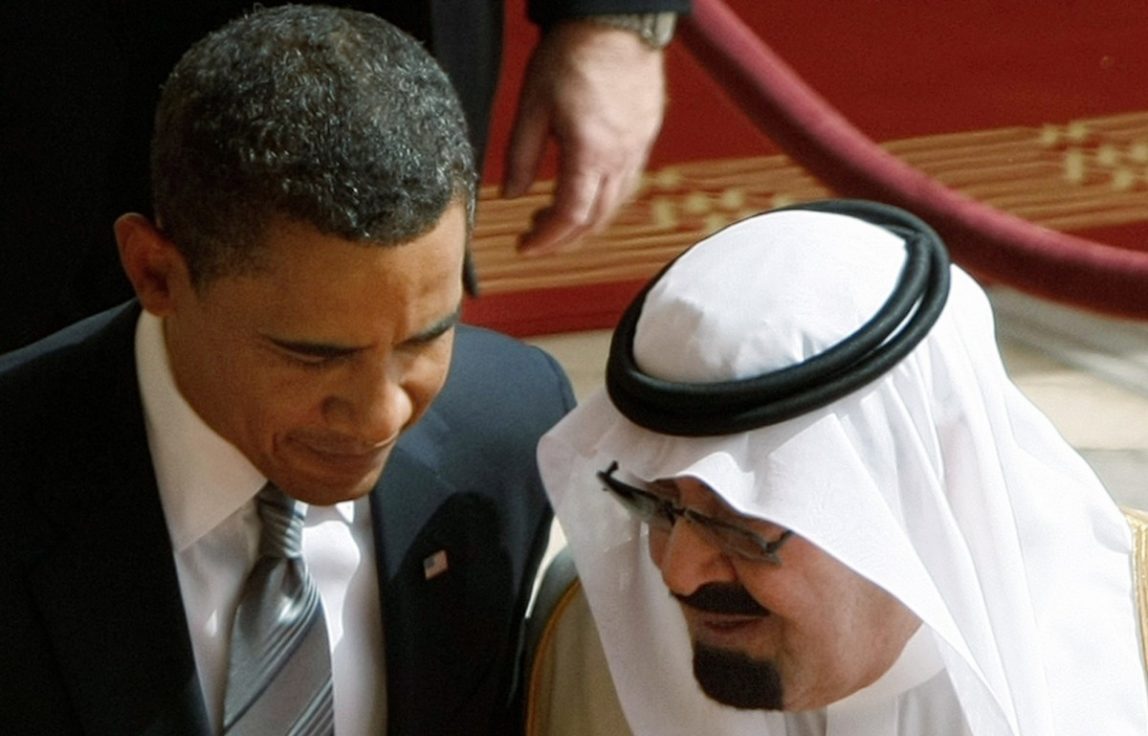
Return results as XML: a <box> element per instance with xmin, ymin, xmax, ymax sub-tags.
<box><xmin>515</xmin><ymin>166</ymin><xmax>604</xmax><ymax>255</ymax></box>
<box><xmin>502</xmin><ymin>99</ymin><xmax>550</xmax><ymax>200</ymax></box>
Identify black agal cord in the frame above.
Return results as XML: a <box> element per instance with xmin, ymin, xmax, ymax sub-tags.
<box><xmin>605</xmin><ymin>200</ymin><xmax>951</xmax><ymax>437</ymax></box>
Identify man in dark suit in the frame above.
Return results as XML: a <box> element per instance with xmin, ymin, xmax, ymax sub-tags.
<box><xmin>0</xmin><ymin>0</ymin><xmax>689</xmax><ymax>352</ymax></box>
<box><xmin>0</xmin><ymin>7</ymin><xmax>575</xmax><ymax>734</ymax></box>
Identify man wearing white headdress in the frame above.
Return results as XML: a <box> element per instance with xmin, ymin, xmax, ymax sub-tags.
<box><xmin>536</xmin><ymin>200</ymin><xmax>1148</xmax><ymax>735</ymax></box>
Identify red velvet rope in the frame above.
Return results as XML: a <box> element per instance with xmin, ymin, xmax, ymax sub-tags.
<box><xmin>679</xmin><ymin>0</ymin><xmax>1148</xmax><ymax>319</ymax></box>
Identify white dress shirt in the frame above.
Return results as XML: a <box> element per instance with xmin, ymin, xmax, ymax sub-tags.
<box><xmin>135</xmin><ymin>311</ymin><xmax>386</xmax><ymax>735</ymax></box>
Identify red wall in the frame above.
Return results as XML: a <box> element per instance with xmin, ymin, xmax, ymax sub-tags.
<box><xmin>484</xmin><ymin>0</ymin><xmax>1148</xmax><ymax>183</ymax></box>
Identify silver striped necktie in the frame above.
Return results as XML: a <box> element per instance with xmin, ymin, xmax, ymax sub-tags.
<box><xmin>223</xmin><ymin>484</ymin><xmax>335</xmax><ymax>735</ymax></box>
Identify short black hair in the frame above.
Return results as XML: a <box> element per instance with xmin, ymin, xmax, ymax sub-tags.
<box><xmin>151</xmin><ymin>4</ymin><xmax>475</xmax><ymax>285</ymax></box>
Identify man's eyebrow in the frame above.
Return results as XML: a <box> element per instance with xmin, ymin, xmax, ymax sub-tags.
<box><xmin>404</xmin><ymin>305</ymin><xmax>462</xmax><ymax>346</ymax></box>
<box><xmin>649</xmin><ymin>479</ymin><xmax>681</xmax><ymax>500</ymax></box>
<box><xmin>266</xmin><ymin>337</ymin><xmax>362</xmax><ymax>359</ymax></box>
<box><xmin>650</xmin><ymin>479</ymin><xmax>749</xmax><ymax>519</ymax></box>
<box><xmin>265</xmin><ymin>305</ymin><xmax>461</xmax><ymax>357</ymax></box>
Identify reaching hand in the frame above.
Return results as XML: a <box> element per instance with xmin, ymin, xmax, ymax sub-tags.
<box><xmin>503</xmin><ymin>21</ymin><xmax>668</xmax><ymax>256</ymax></box>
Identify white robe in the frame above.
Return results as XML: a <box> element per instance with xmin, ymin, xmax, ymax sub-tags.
<box><xmin>538</xmin><ymin>208</ymin><xmax>1148</xmax><ymax>735</ymax></box>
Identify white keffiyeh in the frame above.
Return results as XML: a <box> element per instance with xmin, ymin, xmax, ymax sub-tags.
<box><xmin>538</xmin><ymin>208</ymin><xmax>1148</xmax><ymax>735</ymax></box>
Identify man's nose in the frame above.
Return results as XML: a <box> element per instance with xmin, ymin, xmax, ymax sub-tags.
<box><xmin>323</xmin><ymin>362</ymin><xmax>413</xmax><ymax>443</ymax></box>
<box><xmin>654</xmin><ymin>517</ymin><xmax>738</xmax><ymax>597</ymax></box>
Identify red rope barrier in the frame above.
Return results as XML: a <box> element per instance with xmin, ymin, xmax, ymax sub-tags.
<box><xmin>678</xmin><ymin>0</ymin><xmax>1148</xmax><ymax>319</ymax></box>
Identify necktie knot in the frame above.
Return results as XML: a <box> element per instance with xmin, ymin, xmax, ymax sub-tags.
<box><xmin>256</xmin><ymin>485</ymin><xmax>304</xmax><ymax>558</ymax></box>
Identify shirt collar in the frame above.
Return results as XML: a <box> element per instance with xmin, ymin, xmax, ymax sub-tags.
<box><xmin>136</xmin><ymin>311</ymin><xmax>267</xmax><ymax>552</ymax></box>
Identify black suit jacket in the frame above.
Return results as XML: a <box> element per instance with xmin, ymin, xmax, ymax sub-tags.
<box><xmin>0</xmin><ymin>302</ymin><xmax>575</xmax><ymax>735</ymax></box>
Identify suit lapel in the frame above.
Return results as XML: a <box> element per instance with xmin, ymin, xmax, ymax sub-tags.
<box><xmin>26</xmin><ymin>304</ymin><xmax>209</xmax><ymax>735</ymax></box>
<box><xmin>373</xmin><ymin>419</ymin><xmax>518</xmax><ymax>735</ymax></box>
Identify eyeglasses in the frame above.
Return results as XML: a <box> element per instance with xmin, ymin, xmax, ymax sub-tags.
<box><xmin>597</xmin><ymin>462</ymin><xmax>794</xmax><ymax>564</ymax></box>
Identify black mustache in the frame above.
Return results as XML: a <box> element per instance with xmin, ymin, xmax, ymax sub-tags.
<box><xmin>674</xmin><ymin>583</ymin><xmax>769</xmax><ymax>616</ymax></box>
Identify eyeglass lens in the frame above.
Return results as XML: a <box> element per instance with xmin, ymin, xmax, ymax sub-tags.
<box><xmin>598</xmin><ymin>463</ymin><xmax>792</xmax><ymax>564</ymax></box>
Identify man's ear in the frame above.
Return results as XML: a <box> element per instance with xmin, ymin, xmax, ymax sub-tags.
<box><xmin>115</xmin><ymin>213</ymin><xmax>192</xmax><ymax>316</ymax></box>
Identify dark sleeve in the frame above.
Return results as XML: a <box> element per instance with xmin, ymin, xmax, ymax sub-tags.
<box><xmin>0</xmin><ymin>305</ymin><xmax>207</xmax><ymax>735</ymax></box>
<box><xmin>528</xmin><ymin>0</ymin><xmax>693</xmax><ymax>29</ymax></box>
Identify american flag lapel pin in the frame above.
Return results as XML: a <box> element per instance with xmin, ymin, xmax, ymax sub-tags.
<box><xmin>423</xmin><ymin>549</ymin><xmax>449</xmax><ymax>580</ymax></box>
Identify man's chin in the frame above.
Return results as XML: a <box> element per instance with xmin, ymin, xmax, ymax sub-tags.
<box><xmin>267</xmin><ymin>444</ymin><xmax>392</xmax><ymax>505</ymax></box>
<box><xmin>287</xmin><ymin>478</ymin><xmax>378</xmax><ymax>506</ymax></box>
<box><xmin>269</xmin><ymin>461</ymin><xmax>386</xmax><ymax>506</ymax></box>
<box><xmin>693</xmin><ymin>643</ymin><xmax>785</xmax><ymax>711</ymax></box>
